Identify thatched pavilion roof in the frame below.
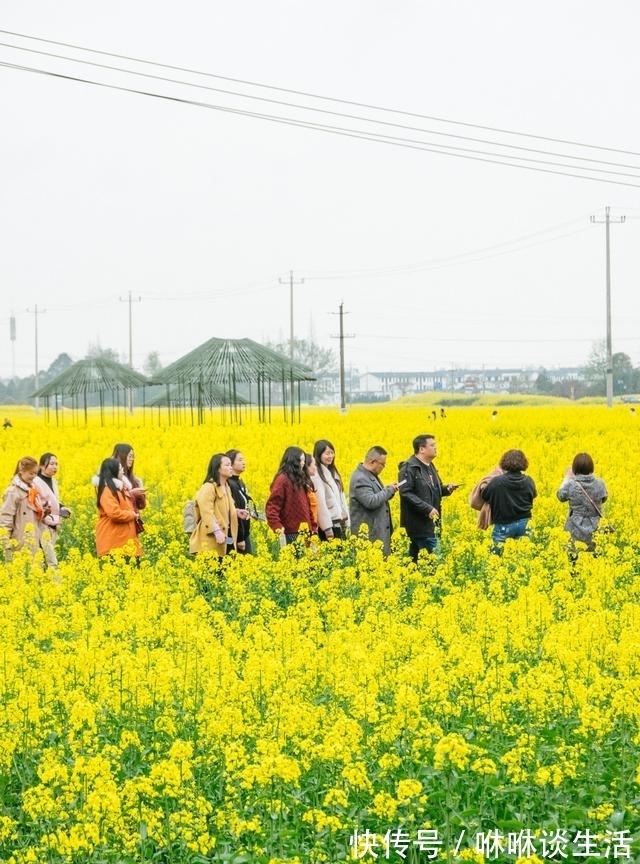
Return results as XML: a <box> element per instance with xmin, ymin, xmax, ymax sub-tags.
<box><xmin>32</xmin><ymin>357</ymin><xmax>153</xmax><ymax>425</ymax></box>
<box><xmin>157</xmin><ymin>337</ymin><xmax>315</xmax><ymax>423</ymax></box>
<box><xmin>158</xmin><ymin>337</ymin><xmax>315</xmax><ymax>384</ymax></box>
<box><xmin>33</xmin><ymin>357</ymin><xmax>151</xmax><ymax>397</ymax></box>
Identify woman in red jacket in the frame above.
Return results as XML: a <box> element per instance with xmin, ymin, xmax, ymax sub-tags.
<box><xmin>95</xmin><ymin>458</ymin><xmax>143</xmax><ymax>559</ymax></box>
<box><xmin>265</xmin><ymin>446</ymin><xmax>316</xmax><ymax>545</ymax></box>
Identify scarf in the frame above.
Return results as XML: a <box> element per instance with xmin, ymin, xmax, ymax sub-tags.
<box><xmin>27</xmin><ymin>485</ymin><xmax>44</xmax><ymax>519</ymax></box>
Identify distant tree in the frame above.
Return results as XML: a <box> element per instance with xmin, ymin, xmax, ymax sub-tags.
<box><xmin>266</xmin><ymin>338</ymin><xmax>337</xmax><ymax>403</ymax></box>
<box><xmin>583</xmin><ymin>342</ymin><xmax>636</xmax><ymax>395</ymax></box>
<box><xmin>144</xmin><ymin>351</ymin><xmax>163</xmax><ymax>378</ymax></box>
<box><xmin>535</xmin><ymin>369</ymin><xmax>554</xmax><ymax>394</ymax></box>
<box><xmin>267</xmin><ymin>338</ymin><xmax>337</xmax><ymax>375</ymax></box>
<box><xmin>45</xmin><ymin>353</ymin><xmax>74</xmax><ymax>379</ymax></box>
<box><xmin>86</xmin><ymin>344</ymin><xmax>121</xmax><ymax>363</ymax></box>
<box><xmin>613</xmin><ymin>354</ymin><xmax>634</xmax><ymax>394</ymax></box>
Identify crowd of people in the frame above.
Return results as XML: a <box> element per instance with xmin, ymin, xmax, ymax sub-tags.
<box><xmin>186</xmin><ymin>433</ymin><xmax>609</xmax><ymax>563</ymax></box>
<box><xmin>0</xmin><ymin>433</ymin><xmax>610</xmax><ymax>567</ymax></box>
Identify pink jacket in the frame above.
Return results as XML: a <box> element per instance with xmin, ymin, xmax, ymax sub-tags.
<box><xmin>0</xmin><ymin>476</ymin><xmax>46</xmax><ymax>557</ymax></box>
<box><xmin>34</xmin><ymin>475</ymin><xmax>62</xmax><ymax>528</ymax></box>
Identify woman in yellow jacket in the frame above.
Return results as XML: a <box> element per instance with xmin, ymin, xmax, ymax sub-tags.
<box><xmin>189</xmin><ymin>453</ymin><xmax>241</xmax><ymax>558</ymax></box>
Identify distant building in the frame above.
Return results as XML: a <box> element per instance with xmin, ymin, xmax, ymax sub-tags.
<box><xmin>315</xmin><ymin>365</ymin><xmax>586</xmax><ymax>403</ymax></box>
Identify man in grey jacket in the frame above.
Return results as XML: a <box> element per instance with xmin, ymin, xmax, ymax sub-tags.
<box><xmin>349</xmin><ymin>445</ymin><xmax>399</xmax><ymax>556</ymax></box>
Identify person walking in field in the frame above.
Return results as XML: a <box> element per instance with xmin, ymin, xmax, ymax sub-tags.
<box><xmin>95</xmin><ymin>457</ymin><xmax>143</xmax><ymax>559</ymax></box>
<box><xmin>226</xmin><ymin>449</ymin><xmax>255</xmax><ymax>555</ymax></box>
<box><xmin>481</xmin><ymin>449</ymin><xmax>536</xmax><ymax>553</ymax></box>
<box><xmin>556</xmin><ymin>452</ymin><xmax>608</xmax><ymax>553</ymax></box>
<box><xmin>112</xmin><ymin>443</ymin><xmax>147</xmax><ymax>512</ymax></box>
<box><xmin>0</xmin><ymin>456</ymin><xmax>49</xmax><ymax>562</ymax></box>
<box><xmin>34</xmin><ymin>452</ymin><xmax>72</xmax><ymax>569</ymax></box>
<box><xmin>265</xmin><ymin>446</ymin><xmax>316</xmax><ymax>545</ymax></box>
<box><xmin>349</xmin><ymin>445</ymin><xmax>399</xmax><ymax>556</ymax></box>
<box><xmin>189</xmin><ymin>453</ymin><xmax>240</xmax><ymax>559</ymax></box>
<box><xmin>399</xmin><ymin>434</ymin><xmax>460</xmax><ymax>561</ymax></box>
<box><xmin>313</xmin><ymin>439</ymin><xmax>349</xmax><ymax>540</ymax></box>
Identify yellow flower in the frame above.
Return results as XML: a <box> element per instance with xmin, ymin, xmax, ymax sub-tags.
<box><xmin>396</xmin><ymin>778</ymin><xmax>423</xmax><ymax>802</ymax></box>
<box><xmin>433</xmin><ymin>733</ymin><xmax>473</xmax><ymax>771</ymax></box>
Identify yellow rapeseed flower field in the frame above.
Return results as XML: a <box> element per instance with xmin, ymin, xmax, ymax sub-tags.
<box><xmin>0</xmin><ymin>403</ymin><xmax>639</xmax><ymax>863</ymax></box>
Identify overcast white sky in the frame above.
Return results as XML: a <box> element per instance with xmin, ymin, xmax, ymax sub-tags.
<box><xmin>1</xmin><ymin>0</ymin><xmax>639</xmax><ymax>379</ymax></box>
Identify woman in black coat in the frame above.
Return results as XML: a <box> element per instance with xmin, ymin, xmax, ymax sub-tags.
<box><xmin>226</xmin><ymin>449</ymin><xmax>255</xmax><ymax>554</ymax></box>
<box><xmin>481</xmin><ymin>449</ymin><xmax>536</xmax><ymax>553</ymax></box>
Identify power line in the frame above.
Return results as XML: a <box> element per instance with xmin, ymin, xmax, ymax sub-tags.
<box><xmin>2</xmin><ymin>38</ymin><xmax>640</xmax><ymax>176</ymax></box>
<box><xmin>3</xmin><ymin>59</ymin><xmax>640</xmax><ymax>189</ymax></box>
<box><xmin>2</xmin><ymin>27</ymin><xmax>639</xmax><ymax>159</ymax></box>
<box><xmin>304</xmin><ymin>222</ymin><xmax>593</xmax><ymax>280</ymax></box>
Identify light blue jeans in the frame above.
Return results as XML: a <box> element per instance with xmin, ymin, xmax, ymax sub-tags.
<box><xmin>491</xmin><ymin>518</ymin><xmax>530</xmax><ymax>554</ymax></box>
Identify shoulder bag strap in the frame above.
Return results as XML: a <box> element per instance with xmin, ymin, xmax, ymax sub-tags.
<box><xmin>576</xmin><ymin>483</ymin><xmax>603</xmax><ymax>518</ymax></box>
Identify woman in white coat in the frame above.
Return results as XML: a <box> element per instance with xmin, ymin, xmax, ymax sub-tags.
<box><xmin>313</xmin><ymin>439</ymin><xmax>350</xmax><ymax>541</ymax></box>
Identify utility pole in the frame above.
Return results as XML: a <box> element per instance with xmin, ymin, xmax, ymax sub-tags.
<box><xmin>9</xmin><ymin>313</ymin><xmax>16</xmax><ymax>380</ymax></box>
<box><xmin>278</xmin><ymin>270</ymin><xmax>304</xmax><ymax>421</ymax></box>
<box><xmin>119</xmin><ymin>290</ymin><xmax>141</xmax><ymax>413</ymax></box>
<box><xmin>26</xmin><ymin>305</ymin><xmax>46</xmax><ymax>413</ymax></box>
<box><xmin>331</xmin><ymin>302</ymin><xmax>354</xmax><ymax>412</ymax></box>
<box><xmin>590</xmin><ymin>206</ymin><xmax>625</xmax><ymax>407</ymax></box>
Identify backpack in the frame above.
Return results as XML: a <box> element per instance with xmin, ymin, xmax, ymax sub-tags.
<box><xmin>182</xmin><ymin>499</ymin><xmax>199</xmax><ymax>534</ymax></box>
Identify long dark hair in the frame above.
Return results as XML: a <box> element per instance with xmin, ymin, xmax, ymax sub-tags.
<box><xmin>112</xmin><ymin>443</ymin><xmax>142</xmax><ymax>487</ymax></box>
<box><xmin>313</xmin><ymin>439</ymin><xmax>343</xmax><ymax>491</ymax></box>
<box><xmin>97</xmin><ymin>458</ymin><xmax>124</xmax><ymax>505</ymax></box>
<box><xmin>38</xmin><ymin>452</ymin><xmax>57</xmax><ymax>473</ymax></box>
<box><xmin>226</xmin><ymin>449</ymin><xmax>241</xmax><ymax>470</ymax></box>
<box><xmin>273</xmin><ymin>446</ymin><xmax>307</xmax><ymax>489</ymax></box>
<box><xmin>204</xmin><ymin>453</ymin><xmax>228</xmax><ymax>486</ymax></box>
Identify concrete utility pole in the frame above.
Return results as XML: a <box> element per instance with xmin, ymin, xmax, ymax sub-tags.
<box><xmin>9</xmin><ymin>313</ymin><xmax>16</xmax><ymax>380</ymax></box>
<box><xmin>26</xmin><ymin>305</ymin><xmax>46</xmax><ymax>413</ymax></box>
<box><xmin>590</xmin><ymin>206</ymin><xmax>626</xmax><ymax>408</ymax></box>
<box><xmin>331</xmin><ymin>302</ymin><xmax>354</xmax><ymax>412</ymax></box>
<box><xmin>278</xmin><ymin>270</ymin><xmax>304</xmax><ymax>421</ymax></box>
<box><xmin>119</xmin><ymin>290</ymin><xmax>141</xmax><ymax>413</ymax></box>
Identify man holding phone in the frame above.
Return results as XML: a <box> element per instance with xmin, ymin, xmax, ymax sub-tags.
<box><xmin>399</xmin><ymin>433</ymin><xmax>460</xmax><ymax>561</ymax></box>
<box><xmin>349</xmin><ymin>445</ymin><xmax>400</xmax><ymax>556</ymax></box>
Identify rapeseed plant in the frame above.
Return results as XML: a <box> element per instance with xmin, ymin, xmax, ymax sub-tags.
<box><xmin>1</xmin><ymin>405</ymin><xmax>640</xmax><ymax>860</ymax></box>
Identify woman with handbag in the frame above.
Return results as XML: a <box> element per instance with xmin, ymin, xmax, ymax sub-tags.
<box><xmin>556</xmin><ymin>452</ymin><xmax>608</xmax><ymax>553</ymax></box>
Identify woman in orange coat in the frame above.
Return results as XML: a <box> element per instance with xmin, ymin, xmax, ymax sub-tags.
<box><xmin>95</xmin><ymin>457</ymin><xmax>143</xmax><ymax>558</ymax></box>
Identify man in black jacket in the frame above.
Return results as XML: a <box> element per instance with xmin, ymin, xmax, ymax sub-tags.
<box><xmin>399</xmin><ymin>433</ymin><xmax>459</xmax><ymax>561</ymax></box>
